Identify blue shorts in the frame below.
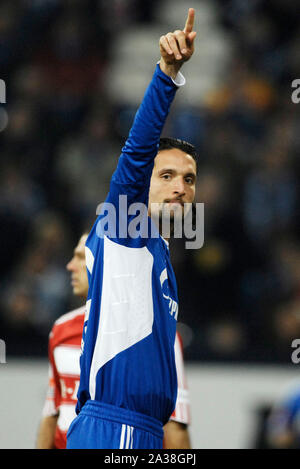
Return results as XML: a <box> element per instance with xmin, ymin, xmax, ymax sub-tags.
<box><xmin>66</xmin><ymin>400</ymin><xmax>164</xmax><ymax>449</ymax></box>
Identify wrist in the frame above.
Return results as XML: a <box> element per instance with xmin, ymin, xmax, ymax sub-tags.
<box><xmin>159</xmin><ymin>58</ymin><xmax>182</xmax><ymax>80</ymax></box>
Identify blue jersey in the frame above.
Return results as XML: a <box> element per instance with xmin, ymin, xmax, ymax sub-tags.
<box><xmin>76</xmin><ymin>64</ymin><xmax>184</xmax><ymax>426</ymax></box>
<box><xmin>267</xmin><ymin>381</ymin><xmax>300</xmax><ymax>446</ymax></box>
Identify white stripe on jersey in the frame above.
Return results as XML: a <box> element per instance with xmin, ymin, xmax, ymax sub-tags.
<box><xmin>85</xmin><ymin>246</ymin><xmax>94</xmax><ymax>274</ymax></box>
<box><xmin>125</xmin><ymin>425</ymin><xmax>131</xmax><ymax>449</ymax></box>
<box><xmin>171</xmin><ymin>333</ymin><xmax>190</xmax><ymax>425</ymax></box>
<box><xmin>89</xmin><ymin>236</ymin><xmax>154</xmax><ymax>400</ymax></box>
<box><xmin>120</xmin><ymin>424</ymin><xmax>126</xmax><ymax>449</ymax></box>
<box><xmin>130</xmin><ymin>426</ymin><xmax>134</xmax><ymax>449</ymax></box>
<box><xmin>53</xmin><ymin>345</ymin><xmax>81</xmax><ymax>375</ymax></box>
<box><xmin>174</xmin><ymin>333</ymin><xmax>185</xmax><ymax>389</ymax></box>
<box><xmin>85</xmin><ymin>299</ymin><xmax>91</xmax><ymax>322</ymax></box>
<box><xmin>119</xmin><ymin>425</ymin><xmax>134</xmax><ymax>449</ymax></box>
<box><xmin>57</xmin><ymin>404</ymin><xmax>77</xmax><ymax>431</ymax></box>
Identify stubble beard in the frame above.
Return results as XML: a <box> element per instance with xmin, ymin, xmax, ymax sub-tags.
<box><xmin>150</xmin><ymin>202</ymin><xmax>184</xmax><ymax>238</ymax></box>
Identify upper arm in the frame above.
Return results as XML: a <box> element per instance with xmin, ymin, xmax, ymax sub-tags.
<box><xmin>42</xmin><ymin>332</ymin><xmax>61</xmax><ymax>419</ymax></box>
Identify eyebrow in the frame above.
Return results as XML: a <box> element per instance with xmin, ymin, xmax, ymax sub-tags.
<box><xmin>158</xmin><ymin>168</ymin><xmax>196</xmax><ymax>179</ymax></box>
<box><xmin>184</xmin><ymin>172</ymin><xmax>196</xmax><ymax>180</ymax></box>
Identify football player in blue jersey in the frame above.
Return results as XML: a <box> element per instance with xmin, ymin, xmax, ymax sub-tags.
<box><xmin>67</xmin><ymin>8</ymin><xmax>197</xmax><ymax>449</ymax></box>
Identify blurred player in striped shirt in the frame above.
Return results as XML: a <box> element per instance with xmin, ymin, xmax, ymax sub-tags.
<box><xmin>36</xmin><ymin>234</ymin><xmax>191</xmax><ymax>449</ymax></box>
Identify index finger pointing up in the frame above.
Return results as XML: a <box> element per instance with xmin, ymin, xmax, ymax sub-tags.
<box><xmin>184</xmin><ymin>8</ymin><xmax>195</xmax><ymax>34</ymax></box>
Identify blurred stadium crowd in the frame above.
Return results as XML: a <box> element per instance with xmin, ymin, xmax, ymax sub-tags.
<box><xmin>0</xmin><ymin>0</ymin><xmax>299</xmax><ymax>362</ymax></box>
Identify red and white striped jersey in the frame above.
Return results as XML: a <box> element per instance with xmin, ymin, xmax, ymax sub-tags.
<box><xmin>42</xmin><ymin>306</ymin><xmax>85</xmax><ymax>449</ymax></box>
<box><xmin>42</xmin><ymin>306</ymin><xmax>190</xmax><ymax>448</ymax></box>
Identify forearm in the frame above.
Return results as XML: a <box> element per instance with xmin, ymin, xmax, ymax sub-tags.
<box><xmin>159</xmin><ymin>58</ymin><xmax>182</xmax><ymax>80</ymax></box>
<box><xmin>36</xmin><ymin>415</ymin><xmax>58</xmax><ymax>449</ymax></box>
<box><xmin>113</xmin><ymin>63</ymin><xmax>182</xmax><ymax>186</ymax></box>
<box><xmin>163</xmin><ymin>421</ymin><xmax>191</xmax><ymax>449</ymax></box>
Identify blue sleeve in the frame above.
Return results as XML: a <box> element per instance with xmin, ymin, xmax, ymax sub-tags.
<box><xmin>92</xmin><ymin>63</ymin><xmax>183</xmax><ymax>247</ymax></box>
<box><xmin>107</xmin><ymin>63</ymin><xmax>181</xmax><ymax>207</ymax></box>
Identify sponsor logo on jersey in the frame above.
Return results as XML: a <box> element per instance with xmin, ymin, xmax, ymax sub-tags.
<box><xmin>160</xmin><ymin>268</ymin><xmax>178</xmax><ymax>320</ymax></box>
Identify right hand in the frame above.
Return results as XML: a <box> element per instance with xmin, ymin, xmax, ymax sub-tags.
<box><xmin>159</xmin><ymin>8</ymin><xmax>197</xmax><ymax>79</ymax></box>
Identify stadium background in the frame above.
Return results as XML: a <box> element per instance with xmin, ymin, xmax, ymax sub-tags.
<box><xmin>0</xmin><ymin>0</ymin><xmax>299</xmax><ymax>448</ymax></box>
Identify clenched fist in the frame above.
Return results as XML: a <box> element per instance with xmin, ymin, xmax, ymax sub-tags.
<box><xmin>159</xmin><ymin>8</ymin><xmax>196</xmax><ymax>79</ymax></box>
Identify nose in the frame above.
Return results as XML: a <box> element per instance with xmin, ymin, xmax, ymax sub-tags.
<box><xmin>172</xmin><ymin>177</ymin><xmax>186</xmax><ymax>196</ymax></box>
<box><xmin>66</xmin><ymin>258</ymin><xmax>75</xmax><ymax>271</ymax></box>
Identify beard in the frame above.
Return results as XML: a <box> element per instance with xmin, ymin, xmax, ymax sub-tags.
<box><xmin>150</xmin><ymin>201</ymin><xmax>194</xmax><ymax>239</ymax></box>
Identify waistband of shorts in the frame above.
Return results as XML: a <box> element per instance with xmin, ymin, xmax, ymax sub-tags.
<box><xmin>81</xmin><ymin>400</ymin><xmax>164</xmax><ymax>439</ymax></box>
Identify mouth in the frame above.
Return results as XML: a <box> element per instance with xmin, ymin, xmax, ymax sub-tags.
<box><xmin>164</xmin><ymin>199</ymin><xmax>184</xmax><ymax>207</ymax></box>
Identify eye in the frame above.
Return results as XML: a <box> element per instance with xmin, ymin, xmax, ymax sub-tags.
<box><xmin>185</xmin><ymin>177</ymin><xmax>194</xmax><ymax>184</ymax></box>
<box><xmin>161</xmin><ymin>173</ymin><xmax>172</xmax><ymax>180</ymax></box>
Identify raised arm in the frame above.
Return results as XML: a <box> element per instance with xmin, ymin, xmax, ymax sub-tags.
<box><xmin>108</xmin><ymin>9</ymin><xmax>196</xmax><ymax>201</ymax></box>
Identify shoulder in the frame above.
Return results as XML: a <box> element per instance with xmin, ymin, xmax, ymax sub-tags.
<box><xmin>49</xmin><ymin>306</ymin><xmax>85</xmax><ymax>349</ymax></box>
<box><xmin>54</xmin><ymin>305</ymin><xmax>86</xmax><ymax>327</ymax></box>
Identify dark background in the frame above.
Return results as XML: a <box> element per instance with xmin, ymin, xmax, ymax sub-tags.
<box><xmin>0</xmin><ymin>0</ymin><xmax>299</xmax><ymax>364</ymax></box>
